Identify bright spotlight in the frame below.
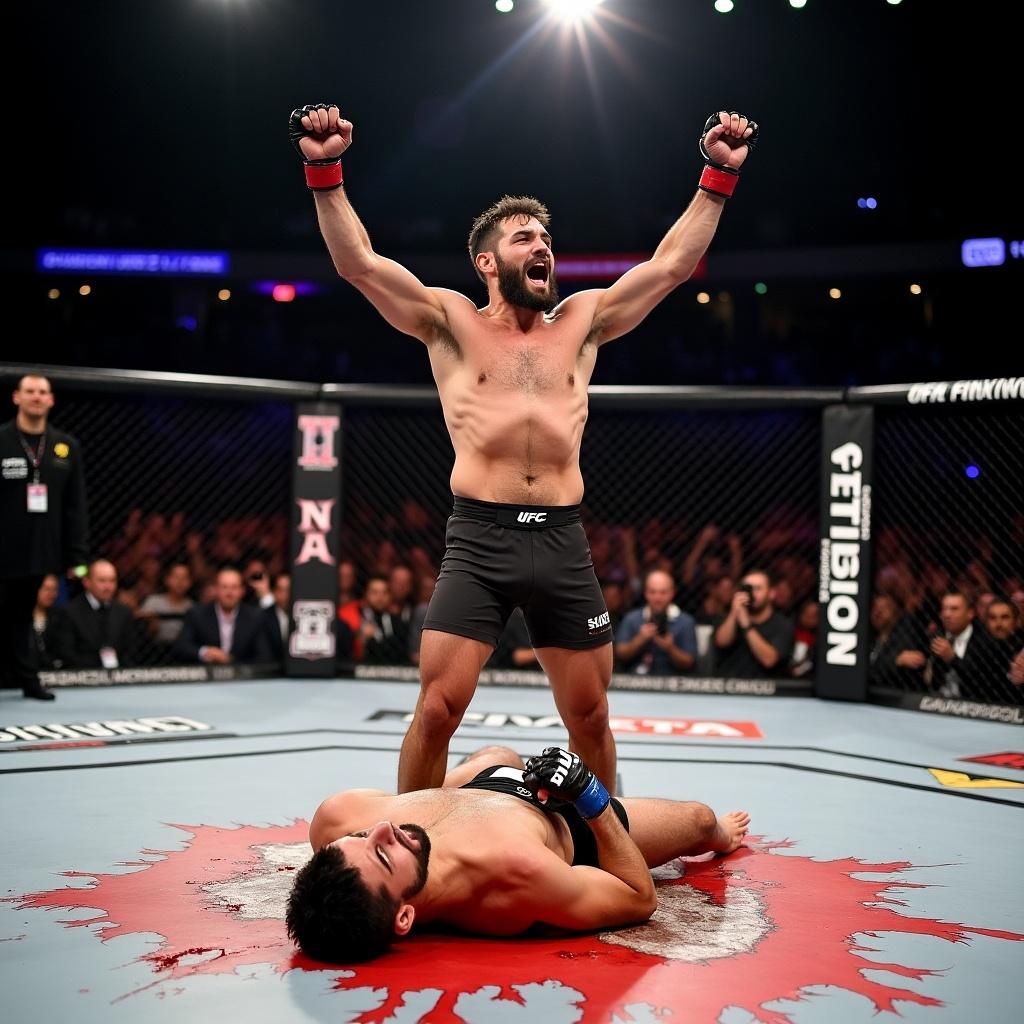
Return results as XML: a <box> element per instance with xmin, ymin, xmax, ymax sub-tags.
<box><xmin>495</xmin><ymin>0</ymin><xmax>514</xmax><ymax>12</ymax></box>
<box><xmin>714</xmin><ymin>1</ymin><xmax>735</xmax><ymax>12</ymax></box>
<box><xmin>544</xmin><ymin>0</ymin><xmax>603</xmax><ymax>23</ymax></box>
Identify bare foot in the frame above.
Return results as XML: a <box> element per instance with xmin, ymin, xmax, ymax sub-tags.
<box><xmin>709</xmin><ymin>811</ymin><xmax>750</xmax><ymax>854</ymax></box>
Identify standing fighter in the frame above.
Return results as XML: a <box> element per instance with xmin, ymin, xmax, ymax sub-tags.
<box><xmin>288</xmin><ymin>103</ymin><xmax>759</xmax><ymax>793</ymax></box>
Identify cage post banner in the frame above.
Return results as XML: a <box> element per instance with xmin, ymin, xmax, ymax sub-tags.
<box><xmin>287</xmin><ymin>402</ymin><xmax>342</xmax><ymax>676</ymax></box>
<box><xmin>815</xmin><ymin>405</ymin><xmax>874</xmax><ymax>701</ymax></box>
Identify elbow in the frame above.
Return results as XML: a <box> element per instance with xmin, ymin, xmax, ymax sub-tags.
<box><xmin>336</xmin><ymin>253</ymin><xmax>378</xmax><ymax>283</ymax></box>
<box><xmin>637</xmin><ymin>887</ymin><xmax>658</xmax><ymax>920</ymax></box>
<box><xmin>338</xmin><ymin>261</ymin><xmax>376</xmax><ymax>283</ymax></box>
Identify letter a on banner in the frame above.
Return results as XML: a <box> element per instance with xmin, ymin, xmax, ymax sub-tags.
<box><xmin>815</xmin><ymin>405</ymin><xmax>874</xmax><ymax>701</ymax></box>
<box><xmin>287</xmin><ymin>403</ymin><xmax>343</xmax><ymax>676</ymax></box>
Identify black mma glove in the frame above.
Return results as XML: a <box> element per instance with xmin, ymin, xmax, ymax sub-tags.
<box><xmin>288</xmin><ymin>103</ymin><xmax>344</xmax><ymax>192</ymax></box>
<box><xmin>697</xmin><ymin>111</ymin><xmax>759</xmax><ymax>199</ymax></box>
<box><xmin>523</xmin><ymin>747</ymin><xmax>610</xmax><ymax>821</ymax></box>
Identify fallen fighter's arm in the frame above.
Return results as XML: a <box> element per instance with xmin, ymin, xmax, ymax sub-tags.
<box><xmin>519</xmin><ymin>747</ymin><xmax>657</xmax><ymax>930</ymax></box>
<box><xmin>308</xmin><ymin>790</ymin><xmax>389</xmax><ymax>851</ymax></box>
<box><xmin>511</xmin><ymin>803</ymin><xmax>657</xmax><ymax>931</ymax></box>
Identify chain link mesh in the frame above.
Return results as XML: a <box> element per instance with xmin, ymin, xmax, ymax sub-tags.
<box><xmin>51</xmin><ymin>390</ymin><xmax>292</xmax><ymax>665</ymax></box>
<box><xmin>871</xmin><ymin>406</ymin><xmax>1024</xmax><ymax>704</ymax></box>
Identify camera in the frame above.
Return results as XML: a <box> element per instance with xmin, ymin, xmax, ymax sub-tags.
<box><xmin>651</xmin><ymin>610</ymin><xmax>669</xmax><ymax>635</ymax></box>
<box><xmin>738</xmin><ymin>583</ymin><xmax>755</xmax><ymax>601</ymax></box>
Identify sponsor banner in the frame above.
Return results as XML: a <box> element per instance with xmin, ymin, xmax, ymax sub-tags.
<box><xmin>960</xmin><ymin>752</ymin><xmax>1024</xmax><ymax>771</ymax></box>
<box><xmin>905</xmin><ymin>377</ymin><xmax>1024</xmax><ymax>405</ymax></box>
<box><xmin>38</xmin><ymin>664</ymin><xmax>279</xmax><ymax>688</ymax></box>
<box><xmin>354</xmin><ymin>664</ymin><xmax>813</xmax><ymax>696</ymax></box>
<box><xmin>0</xmin><ymin>715</ymin><xmax>214</xmax><ymax>746</ymax></box>
<box><xmin>927</xmin><ymin>768</ymin><xmax>1024</xmax><ymax>790</ymax></box>
<box><xmin>287</xmin><ymin>403</ymin><xmax>342</xmax><ymax>676</ymax></box>
<box><xmin>815</xmin><ymin>405</ymin><xmax>873</xmax><ymax>701</ymax></box>
<box><xmin>368</xmin><ymin>709</ymin><xmax>763</xmax><ymax>738</ymax></box>
<box><xmin>870</xmin><ymin>688</ymin><xmax>1024</xmax><ymax>725</ymax></box>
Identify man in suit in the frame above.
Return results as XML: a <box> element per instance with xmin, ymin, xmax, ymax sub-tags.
<box><xmin>928</xmin><ymin>590</ymin><xmax>1000</xmax><ymax>701</ymax></box>
<box><xmin>65</xmin><ymin>559</ymin><xmax>137</xmax><ymax>669</ymax></box>
<box><xmin>173</xmin><ymin>567</ymin><xmax>272</xmax><ymax>664</ymax></box>
<box><xmin>264</xmin><ymin>572</ymin><xmax>290</xmax><ymax>662</ymax></box>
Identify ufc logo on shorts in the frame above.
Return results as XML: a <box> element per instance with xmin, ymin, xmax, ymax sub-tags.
<box><xmin>517</xmin><ymin>511</ymin><xmax>547</xmax><ymax>524</ymax></box>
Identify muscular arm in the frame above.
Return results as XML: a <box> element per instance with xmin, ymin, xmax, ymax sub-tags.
<box><xmin>585</xmin><ymin>191</ymin><xmax>726</xmax><ymax>346</ymax></box>
<box><xmin>308</xmin><ymin>789</ymin><xmax>390</xmax><ymax>851</ymax></box>
<box><xmin>564</xmin><ymin>110</ymin><xmax>755</xmax><ymax>346</ymax></box>
<box><xmin>313</xmin><ymin>189</ymin><xmax>449</xmax><ymax>343</ymax></box>
<box><xmin>518</xmin><ymin>804</ymin><xmax>657</xmax><ymax>931</ymax></box>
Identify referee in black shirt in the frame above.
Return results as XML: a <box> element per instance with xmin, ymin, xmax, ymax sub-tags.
<box><xmin>0</xmin><ymin>374</ymin><xmax>90</xmax><ymax>700</ymax></box>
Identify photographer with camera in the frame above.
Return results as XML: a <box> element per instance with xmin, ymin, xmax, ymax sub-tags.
<box><xmin>713</xmin><ymin>569</ymin><xmax>794</xmax><ymax>678</ymax></box>
<box><xmin>614</xmin><ymin>570</ymin><xmax>697</xmax><ymax>675</ymax></box>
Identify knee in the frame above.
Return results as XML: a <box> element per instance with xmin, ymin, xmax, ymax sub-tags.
<box><xmin>460</xmin><ymin>745</ymin><xmax>524</xmax><ymax>768</ymax></box>
<box><xmin>417</xmin><ymin>686</ymin><xmax>470</xmax><ymax>739</ymax></box>
<box><xmin>563</xmin><ymin>694</ymin><xmax>610</xmax><ymax>739</ymax></box>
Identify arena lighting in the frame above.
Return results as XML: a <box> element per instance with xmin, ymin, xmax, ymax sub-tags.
<box><xmin>754</xmin><ymin>282</ymin><xmax>768</xmax><ymax>295</ymax></box>
<box><xmin>217</xmin><ymin>289</ymin><xmax>231</xmax><ymax>301</ymax></box>
<box><xmin>696</xmin><ymin>291</ymin><xmax>711</xmax><ymax>304</ymax></box>
<box><xmin>271</xmin><ymin>283</ymin><xmax>296</xmax><ymax>303</ymax></box>
<box><xmin>857</xmin><ymin>197</ymin><xmax>878</xmax><ymax>209</ymax></box>
<box><xmin>47</xmin><ymin>288</ymin><xmax>60</xmax><ymax>300</ymax></box>
<box><xmin>37</xmin><ymin>248</ymin><xmax>229</xmax><ymax>276</ymax></box>
<box><xmin>495</xmin><ymin>0</ymin><xmax>514</xmax><ymax>11</ymax></box>
<box><xmin>789</xmin><ymin>0</ymin><xmax>808</xmax><ymax>9</ymax></box>
<box><xmin>253</xmin><ymin>281</ymin><xmax>318</xmax><ymax>298</ymax></box>
<box><xmin>79</xmin><ymin>284</ymin><xmax>91</xmax><ymax>296</ymax></box>
<box><xmin>543</xmin><ymin>0</ymin><xmax>603</xmax><ymax>23</ymax></box>
<box><xmin>829</xmin><ymin>287</ymin><xmax>842</xmax><ymax>299</ymax></box>
<box><xmin>961</xmin><ymin>237</ymin><xmax>1005</xmax><ymax>268</ymax></box>
<box><xmin>965</xmin><ymin>464</ymin><xmax>980</xmax><ymax>479</ymax></box>
<box><xmin>909</xmin><ymin>283</ymin><xmax>922</xmax><ymax>295</ymax></box>
<box><xmin>714</xmin><ymin>0</ymin><xmax>735</xmax><ymax>12</ymax></box>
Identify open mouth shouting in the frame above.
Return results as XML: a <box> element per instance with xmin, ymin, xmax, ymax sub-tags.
<box><xmin>525</xmin><ymin>259</ymin><xmax>550</xmax><ymax>286</ymax></box>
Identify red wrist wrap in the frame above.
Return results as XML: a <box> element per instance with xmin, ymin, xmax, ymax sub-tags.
<box><xmin>698</xmin><ymin>164</ymin><xmax>738</xmax><ymax>198</ymax></box>
<box><xmin>304</xmin><ymin>160</ymin><xmax>343</xmax><ymax>191</ymax></box>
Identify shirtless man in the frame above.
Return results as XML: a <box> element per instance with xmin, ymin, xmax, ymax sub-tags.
<box><xmin>286</xmin><ymin>745</ymin><xmax>750</xmax><ymax>964</ymax></box>
<box><xmin>288</xmin><ymin>103</ymin><xmax>759</xmax><ymax>793</ymax></box>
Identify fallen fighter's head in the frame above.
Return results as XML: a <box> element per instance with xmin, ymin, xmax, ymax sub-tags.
<box><xmin>286</xmin><ymin>821</ymin><xmax>431</xmax><ymax>963</ymax></box>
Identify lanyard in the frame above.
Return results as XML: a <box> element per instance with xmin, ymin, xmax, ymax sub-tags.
<box><xmin>18</xmin><ymin>431</ymin><xmax>46</xmax><ymax>484</ymax></box>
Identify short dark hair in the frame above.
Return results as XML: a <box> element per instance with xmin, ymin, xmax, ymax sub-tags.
<box><xmin>286</xmin><ymin>846</ymin><xmax>399</xmax><ymax>963</ymax></box>
<box><xmin>468</xmin><ymin>195</ymin><xmax>551</xmax><ymax>283</ymax></box>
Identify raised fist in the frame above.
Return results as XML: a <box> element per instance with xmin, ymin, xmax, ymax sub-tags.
<box><xmin>700</xmin><ymin>111</ymin><xmax>758</xmax><ymax>172</ymax></box>
<box><xmin>288</xmin><ymin>104</ymin><xmax>353</xmax><ymax>162</ymax></box>
<box><xmin>524</xmin><ymin>747</ymin><xmax>609</xmax><ymax>820</ymax></box>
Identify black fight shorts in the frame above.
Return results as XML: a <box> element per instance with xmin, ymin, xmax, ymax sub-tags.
<box><xmin>460</xmin><ymin>765</ymin><xmax>629</xmax><ymax>869</ymax></box>
<box><xmin>421</xmin><ymin>496</ymin><xmax>613</xmax><ymax>650</ymax></box>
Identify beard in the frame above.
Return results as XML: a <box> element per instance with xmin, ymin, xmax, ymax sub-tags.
<box><xmin>495</xmin><ymin>254</ymin><xmax>559</xmax><ymax>312</ymax></box>
<box><xmin>398</xmin><ymin>823</ymin><xmax>431</xmax><ymax>897</ymax></box>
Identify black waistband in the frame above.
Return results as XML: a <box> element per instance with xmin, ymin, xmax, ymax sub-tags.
<box><xmin>452</xmin><ymin>496</ymin><xmax>581</xmax><ymax>529</ymax></box>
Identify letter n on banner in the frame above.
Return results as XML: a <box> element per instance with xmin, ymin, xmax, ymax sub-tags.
<box><xmin>815</xmin><ymin>405</ymin><xmax>874</xmax><ymax>701</ymax></box>
<box><xmin>287</xmin><ymin>404</ymin><xmax>342</xmax><ymax>677</ymax></box>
